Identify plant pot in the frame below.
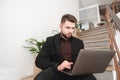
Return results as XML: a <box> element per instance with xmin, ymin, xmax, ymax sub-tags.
<box><xmin>33</xmin><ymin>54</ymin><xmax>42</xmax><ymax>77</ymax></box>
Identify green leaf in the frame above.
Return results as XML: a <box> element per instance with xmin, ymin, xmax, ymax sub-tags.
<box><xmin>24</xmin><ymin>38</ymin><xmax>45</xmax><ymax>54</ymax></box>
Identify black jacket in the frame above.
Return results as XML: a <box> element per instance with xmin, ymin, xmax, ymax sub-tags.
<box><xmin>35</xmin><ymin>33</ymin><xmax>84</xmax><ymax>70</ymax></box>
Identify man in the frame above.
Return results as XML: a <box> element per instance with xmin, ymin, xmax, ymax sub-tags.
<box><xmin>34</xmin><ymin>14</ymin><xmax>96</xmax><ymax>80</ymax></box>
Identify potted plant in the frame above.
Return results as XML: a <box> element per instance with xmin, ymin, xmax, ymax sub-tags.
<box><xmin>23</xmin><ymin>38</ymin><xmax>45</xmax><ymax>78</ymax></box>
<box><xmin>24</xmin><ymin>38</ymin><xmax>45</xmax><ymax>55</ymax></box>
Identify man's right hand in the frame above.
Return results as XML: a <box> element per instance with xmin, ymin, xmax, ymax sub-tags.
<box><xmin>57</xmin><ymin>60</ymin><xmax>73</xmax><ymax>71</ymax></box>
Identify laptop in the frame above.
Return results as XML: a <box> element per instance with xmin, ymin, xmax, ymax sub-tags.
<box><xmin>60</xmin><ymin>49</ymin><xmax>115</xmax><ymax>76</ymax></box>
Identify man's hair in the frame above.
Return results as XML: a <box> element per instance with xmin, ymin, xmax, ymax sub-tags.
<box><xmin>61</xmin><ymin>14</ymin><xmax>77</xmax><ymax>24</ymax></box>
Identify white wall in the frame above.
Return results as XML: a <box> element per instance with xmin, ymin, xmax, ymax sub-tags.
<box><xmin>115</xmin><ymin>31</ymin><xmax>120</xmax><ymax>51</ymax></box>
<box><xmin>0</xmin><ymin>0</ymin><xmax>79</xmax><ymax>79</ymax></box>
<box><xmin>116</xmin><ymin>13</ymin><xmax>120</xmax><ymax>51</ymax></box>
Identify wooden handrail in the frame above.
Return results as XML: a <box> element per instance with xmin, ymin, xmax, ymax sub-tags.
<box><xmin>105</xmin><ymin>6</ymin><xmax>120</xmax><ymax>60</ymax></box>
<box><xmin>105</xmin><ymin>5</ymin><xmax>120</xmax><ymax>80</ymax></box>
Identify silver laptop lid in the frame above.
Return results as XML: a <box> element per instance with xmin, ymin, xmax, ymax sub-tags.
<box><xmin>71</xmin><ymin>49</ymin><xmax>115</xmax><ymax>75</ymax></box>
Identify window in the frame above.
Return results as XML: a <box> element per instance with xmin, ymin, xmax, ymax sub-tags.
<box><xmin>79</xmin><ymin>4</ymin><xmax>100</xmax><ymax>30</ymax></box>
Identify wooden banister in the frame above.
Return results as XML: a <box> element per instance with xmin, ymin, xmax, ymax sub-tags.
<box><xmin>106</xmin><ymin>6</ymin><xmax>120</xmax><ymax>60</ymax></box>
<box><xmin>105</xmin><ymin>5</ymin><xmax>120</xmax><ymax>80</ymax></box>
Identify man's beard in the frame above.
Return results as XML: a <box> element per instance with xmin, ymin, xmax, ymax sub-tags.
<box><xmin>66</xmin><ymin>33</ymin><xmax>72</xmax><ymax>38</ymax></box>
<box><xmin>62</xmin><ymin>32</ymin><xmax>72</xmax><ymax>39</ymax></box>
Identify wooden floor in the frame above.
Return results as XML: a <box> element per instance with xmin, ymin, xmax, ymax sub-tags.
<box><xmin>21</xmin><ymin>76</ymin><xmax>34</xmax><ymax>80</ymax></box>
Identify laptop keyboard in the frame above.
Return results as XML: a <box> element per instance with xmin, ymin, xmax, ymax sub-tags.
<box><xmin>63</xmin><ymin>68</ymin><xmax>72</xmax><ymax>73</ymax></box>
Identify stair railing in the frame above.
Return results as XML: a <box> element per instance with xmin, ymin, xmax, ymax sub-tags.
<box><xmin>105</xmin><ymin>5</ymin><xmax>120</xmax><ymax>80</ymax></box>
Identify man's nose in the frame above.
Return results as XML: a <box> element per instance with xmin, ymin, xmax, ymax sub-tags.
<box><xmin>69</xmin><ymin>29</ymin><xmax>74</xmax><ymax>33</ymax></box>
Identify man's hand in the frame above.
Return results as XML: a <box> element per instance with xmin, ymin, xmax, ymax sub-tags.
<box><xmin>57</xmin><ymin>60</ymin><xmax>73</xmax><ymax>71</ymax></box>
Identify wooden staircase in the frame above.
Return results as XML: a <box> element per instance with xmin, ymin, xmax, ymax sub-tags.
<box><xmin>78</xmin><ymin>25</ymin><xmax>115</xmax><ymax>80</ymax></box>
<box><xmin>79</xmin><ymin>25</ymin><xmax>110</xmax><ymax>50</ymax></box>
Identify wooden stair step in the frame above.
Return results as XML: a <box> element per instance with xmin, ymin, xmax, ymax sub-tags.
<box><xmin>83</xmin><ymin>38</ymin><xmax>109</xmax><ymax>44</ymax></box>
<box><xmin>80</xmin><ymin>26</ymin><xmax>108</xmax><ymax>34</ymax></box>
<box><xmin>80</xmin><ymin>31</ymin><xmax>109</xmax><ymax>38</ymax></box>
<box><xmin>79</xmin><ymin>33</ymin><xmax>109</xmax><ymax>39</ymax></box>
<box><xmin>106</xmin><ymin>65</ymin><xmax>115</xmax><ymax>71</ymax></box>
<box><xmin>80</xmin><ymin>27</ymin><xmax>108</xmax><ymax>35</ymax></box>
<box><xmin>85</xmin><ymin>46</ymin><xmax>110</xmax><ymax>50</ymax></box>
<box><xmin>84</xmin><ymin>41</ymin><xmax>110</xmax><ymax>47</ymax></box>
<box><xmin>79</xmin><ymin>34</ymin><xmax>109</xmax><ymax>41</ymax></box>
<box><xmin>84</xmin><ymin>42</ymin><xmax>110</xmax><ymax>48</ymax></box>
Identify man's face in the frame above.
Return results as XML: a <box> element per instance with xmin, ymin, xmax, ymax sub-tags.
<box><xmin>60</xmin><ymin>20</ymin><xmax>75</xmax><ymax>38</ymax></box>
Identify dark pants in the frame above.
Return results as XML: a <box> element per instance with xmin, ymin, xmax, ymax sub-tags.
<box><xmin>34</xmin><ymin>68</ymin><xmax>97</xmax><ymax>80</ymax></box>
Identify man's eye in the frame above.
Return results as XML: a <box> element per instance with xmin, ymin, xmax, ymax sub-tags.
<box><xmin>72</xmin><ymin>27</ymin><xmax>75</xmax><ymax>29</ymax></box>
